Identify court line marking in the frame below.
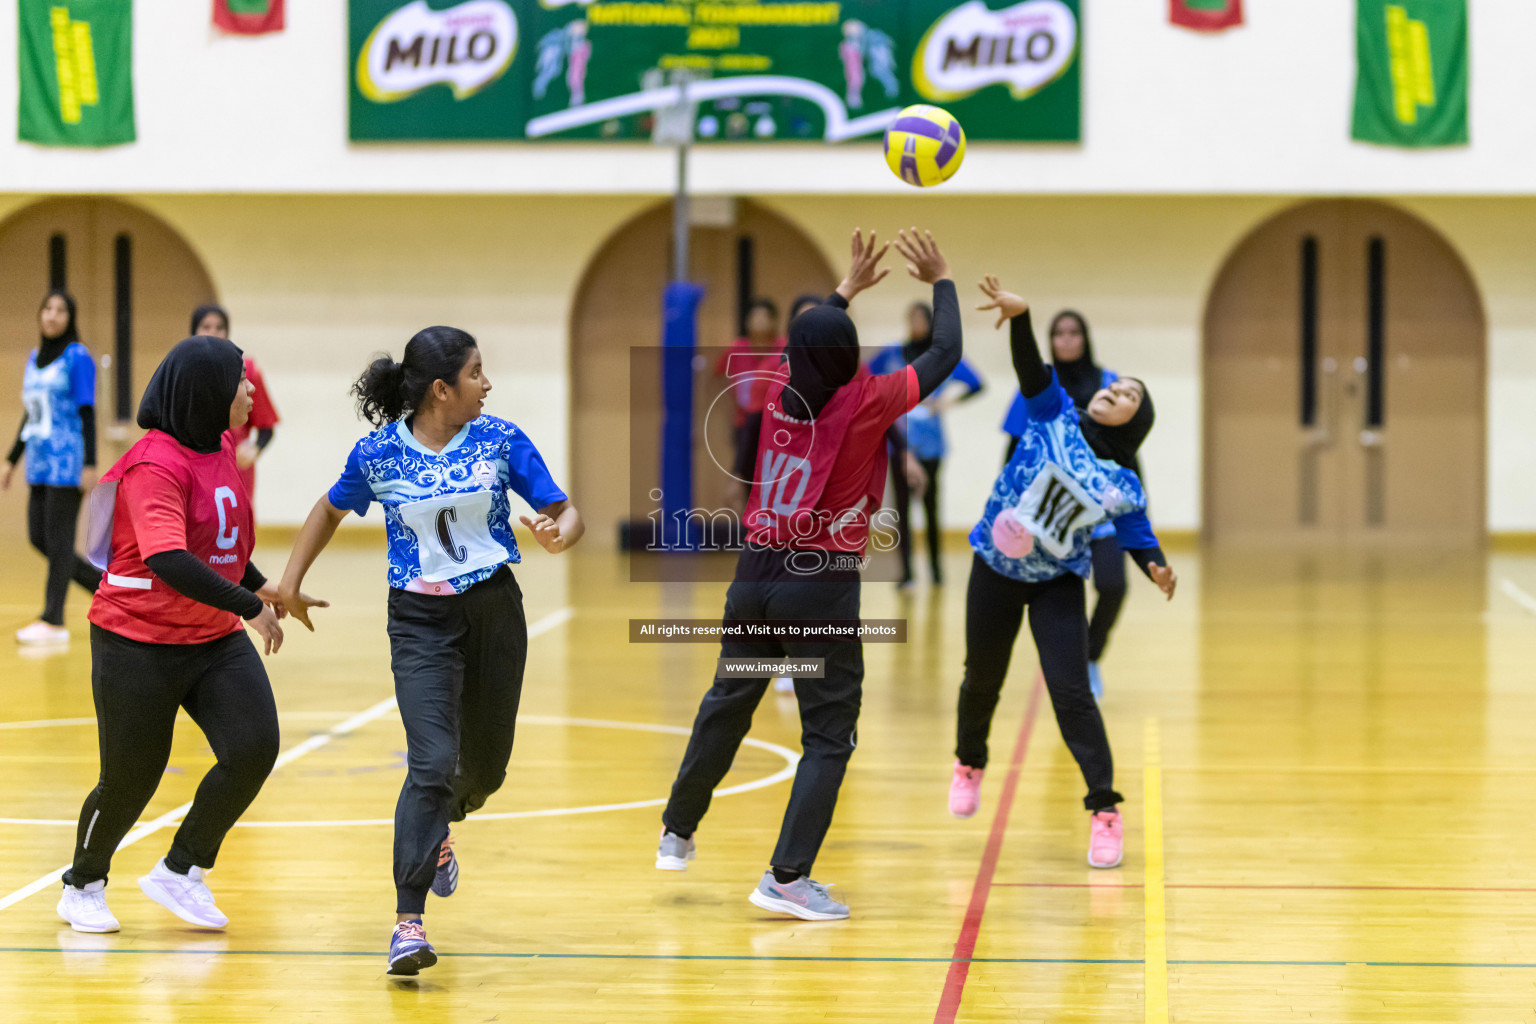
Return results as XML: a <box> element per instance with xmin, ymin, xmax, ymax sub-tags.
<box><xmin>0</xmin><ymin>717</ymin><xmax>799</xmax><ymax>829</ymax></box>
<box><xmin>0</xmin><ymin>606</ymin><xmax>574</xmax><ymax>915</ymax></box>
<box><xmin>933</xmin><ymin>674</ymin><xmax>1045</xmax><ymax>1024</ymax></box>
<box><xmin>1143</xmin><ymin>717</ymin><xmax>1168</xmax><ymax>1024</ymax></box>
<box><xmin>997</xmin><ymin>882</ymin><xmax>1536</xmax><ymax>893</ymax></box>
<box><xmin>3</xmin><ymin>947</ymin><xmax>1535</xmax><ymax>969</ymax></box>
<box><xmin>1499</xmin><ymin>578</ymin><xmax>1536</xmax><ymax>617</ymax></box>
<box><xmin>0</xmin><ymin>711</ymin><xmax>380</xmax><ymax>732</ymax></box>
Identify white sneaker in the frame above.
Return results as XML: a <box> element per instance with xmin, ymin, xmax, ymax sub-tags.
<box><xmin>655</xmin><ymin>829</ymin><xmax>697</xmax><ymax>871</ymax></box>
<box><xmin>16</xmin><ymin>621</ymin><xmax>69</xmax><ymax>645</ymax></box>
<box><xmin>57</xmin><ymin>880</ymin><xmax>120</xmax><ymax>933</ymax></box>
<box><xmin>138</xmin><ymin>859</ymin><xmax>228</xmax><ymax>929</ymax></box>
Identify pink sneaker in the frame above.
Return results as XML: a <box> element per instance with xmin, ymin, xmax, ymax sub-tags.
<box><xmin>1088</xmin><ymin>810</ymin><xmax>1123</xmax><ymax>868</ymax></box>
<box><xmin>949</xmin><ymin>762</ymin><xmax>984</xmax><ymax>818</ymax></box>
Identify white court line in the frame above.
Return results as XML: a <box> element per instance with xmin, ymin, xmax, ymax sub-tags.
<box><xmin>0</xmin><ymin>605</ymin><xmax>573</xmax><ymax>914</ymax></box>
<box><xmin>3</xmin><ymin>716</ymin><xmax>802</xmax><ymax>829</ymax></box>
<box><xmin>0</xmin><ymin>717</ymin><xmax>98</xmax><ymax>731</ymax></box>
<box><xmin>1499</xmin><ymin>578</ymin><xmax>1536</xmax><ymax>617</ymax></box>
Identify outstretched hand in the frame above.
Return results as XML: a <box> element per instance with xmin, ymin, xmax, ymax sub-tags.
<box><xmin>976</xmin><ymin>275</ymin><xmax>1029</xmax><ymax>329</ymax></box>
<box><xmin>1148</xmin><ymin>562</ymin><xmax>1178</xmax><ymax>601</ymax></box>
<box><xmin>894</xmin><ymin>228</ymin><xmax>950</xmax><ymax>284</ymax></box>
<box><xmin>520</xmin><ymin>513</ymin><xmax>571</xmax><ymax>554</ymax></box>
<box><xmin>834</xmin><ymin>228</ymin><xmax>892</xmax><ymax>302</ymax></box>
<box><xmin>272</xmin><ymin>583</ymin><xmax>330</xmax><ymax>631</ymax></box>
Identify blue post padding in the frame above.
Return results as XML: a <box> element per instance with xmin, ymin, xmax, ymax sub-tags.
<box><xmin>661</xmin><ymin>281</ymin><xmax>705</xmax><ymax>549</ymax></box>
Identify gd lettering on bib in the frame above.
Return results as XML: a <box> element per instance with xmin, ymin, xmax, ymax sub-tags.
<box><xmin>398</xmin><ymin>490</ymin><xmax>508</xmax><ymax>583</ymax></box>
<box><xmin>1009</xmin><ymin>462</ymin><xmax>1105</xmax><ymax>559</ymax></box>
<box><xmin>20</xmin><ymin>364</ymin><xmax>60</xmax><ymax>442</ymax></box>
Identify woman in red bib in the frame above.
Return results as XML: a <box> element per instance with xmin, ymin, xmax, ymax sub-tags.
<box><xmin>55</xmin><ymin>336</ymin><xmax>298</xmax><ymax>935</ymax></box>
<box><xmin>656</xmin><ymin>229</ymin><xmax>962</xmax><ymax>920</ymax></box>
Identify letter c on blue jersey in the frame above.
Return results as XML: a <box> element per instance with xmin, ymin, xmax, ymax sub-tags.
<box><xmin>214</xmin><ymin>486</ymin><xmax>239</xmax><ymax>550</ymax></box>
<box><xmin>435</xmin><ymin>505</ymin><xmax>469</xmax><ymax>564</ymax></box>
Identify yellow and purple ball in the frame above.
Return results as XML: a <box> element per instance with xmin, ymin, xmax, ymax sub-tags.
<box><xmin>882</xmin><ymin>104</ymin><xmax>966</xmax><ymax>188</ymax></box>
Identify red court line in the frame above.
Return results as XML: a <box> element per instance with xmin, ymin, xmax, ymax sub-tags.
<box><xmin>995</xmin><ymin>883</ymin><xmax>1536</xmax><ymax>893</ymax></box>
<box><xmin>933</xmin><ymin>676</ymin><xmax>1046</xmax><ymax>1024</ymax></box>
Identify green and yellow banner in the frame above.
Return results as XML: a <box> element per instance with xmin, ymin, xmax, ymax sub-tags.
<box><xmin>348</xmin><ymin>0</ymin><xmax>1082</xmax><ymax>143</ymax></box>
<box><xmin>1351</xmin><ymin>0</ymin><xmax>1467</xmax><ymax>147</ymax></box>
<box><xmin>18</xmin><ymin>0</ymin><xmax>135</xmax><ymax>147</ymax></box>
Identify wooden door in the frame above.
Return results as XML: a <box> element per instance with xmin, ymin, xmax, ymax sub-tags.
<box><xmin>1203</xmin><ymin>200</ymin><xmax>1485</xmax><ymax>546</ymax></box>
<box><xmin>569</xmin><ymin>200</ymin><xmax>836</xmax><ymax>547</ymax></box>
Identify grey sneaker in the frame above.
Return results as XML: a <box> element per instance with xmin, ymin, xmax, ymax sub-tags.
<box><xmin>747</xmin><ymin>871</ymin><xmax>849</xmax><ymax>920</ymax></box>
<box><xmin>655</xmin><ymin>829</ymin><xmax>696</xmax><ymax>871</ymax></box>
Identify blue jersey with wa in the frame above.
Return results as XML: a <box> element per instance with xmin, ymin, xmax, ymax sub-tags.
<box><xmin>20</xmin><ymin>343</ymin><xmax>95</xmax><ymax>487</ymax></box>
<box><xmin>869</xmin><ymin>343</ymin><xmax>984</xmax><ymax>460</ymax></box>
<box><xmin>328</xmin><ymin>416</ymin><xmax>567</xmax><ymax>594</ymax></box>
<box><xmin>972</xmin><ymin>373</ymin><xmax>1154</xmax><ymax>583</ymax></box>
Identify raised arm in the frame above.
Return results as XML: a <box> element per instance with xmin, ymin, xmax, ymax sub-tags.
<box><xmin>893</xmin><ymin>229</ymin><xmax>960</xmax><ymax>399</ymax></box>
<box><xmin>977</xmin><ymin>276</ymin><xmax>1049</xmax><ymax>398</ymax></box>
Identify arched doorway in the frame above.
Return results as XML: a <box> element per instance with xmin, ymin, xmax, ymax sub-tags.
<box><xmin>1203</xmin><ymin>200</ymin><xmax>1485</xmax><ymax>546</ymax></box>
<box><xmin>0</xmin><ymin>197</ymin><xmax>218</xmax><ymax>444</ymax></box>
<box><xmin>570</xmin><ymin>200</ymin><xmax>837</xmax><ymax>546</ymax></box>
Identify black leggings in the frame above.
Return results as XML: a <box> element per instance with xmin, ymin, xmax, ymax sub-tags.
<box><xmin>890</xmin><ymin>453</ymin><xmax>944</xmax><ymax>583</ymax></box>
<box><xmin>664</xmin><ymin>549</ymin><xmax>863</xmax><ymax>878</ymax></box>
<box><xmin>1088</xmin><ymin>534</ymin><xmax>1128</xmax><ymax>663</ymax></box>
<box><xmin>387</xmin><ymin>567</ymin><xmax>528</xmax><ymax>915</ymax></box>
<box><xmin>27</xmin><ymin>484</ymin><xmax>101</xmax><ymax>625</ymax></box>
<box><xmin>955</xmin><ymin>554</ymin><xmax>1123</xmax><ymax>811</ymax></box>
<box><xmin>65</xmin><ymin>625</ymin><xmax>279</xmax><ymax>888</ymax></box>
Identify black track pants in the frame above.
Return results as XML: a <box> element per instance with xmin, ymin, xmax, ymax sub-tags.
<box><xmin>65</xmin><ymin>625</ymin><xmax>279</xmax><ymax>887</ymax></box>
<box><xmin>1087</xmin><ymin>534</ymin><xmax>1128</xmax><ymax>663</ymax></box>
<box><xmin>387</xmin><ymin>567</ymin><xmax>528</xmax><ymax>915</ymax></box>
<box><xmin>27</xmin><ymin>484</ymin><xmax>100</xmax><ymax>625</ymax></box>
<box><xmin>663</xmin><ymin>551</ymin><xmax>863</xmax><ymax>878</ymax></box>
<box><xmin>954</xmin><ymin>555</ymin><xmax>1124</xmax><ymax>811</ymax></box>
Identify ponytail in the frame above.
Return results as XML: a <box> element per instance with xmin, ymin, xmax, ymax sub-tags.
<box><xmin>350</xmin><ymin>325</ymin><xmax>478</xmax><ymax>428</ymax></box>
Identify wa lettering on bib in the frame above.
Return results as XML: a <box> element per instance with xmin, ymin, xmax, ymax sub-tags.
<box><xmin>20</xmin><ymin>363</ymin><xmax>60</xmax><ymax>441</ymax></box>
<box><xmin>397</xmin><ymin>490</ymin><xmax>507</xmax><ymax>583</ymax></box>
<box><xmin>1009</xmin><ymin>462</ymin><xmax>1105</xmax><ymax>559</ymax></box>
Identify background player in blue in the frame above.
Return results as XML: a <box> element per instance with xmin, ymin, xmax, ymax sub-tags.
<box><xmin>950</xmin><ymin>277</ymin><xmax>1177</xmax><ymax>872</ymax></box>
<box><xmin>868</xmin><ymin>302</ymin><xmax>985</xmax><ymax>586</ymax></box>
<box><xmin>1001</xmin><ymin>311</ymin><xmax>1132</xmax><ymax>698</ymax></box>
<box><xmin>276</xmin><ymin>326</ymin><xmax>583</xmax><ymax>976</ymax></box>
<box><xmin>2</xmin><ymin>290</ymin><xmax>102</xmax><ymax>646</ymax></box>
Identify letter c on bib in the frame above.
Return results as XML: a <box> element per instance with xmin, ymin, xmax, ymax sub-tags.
<box><xmin>214</xmin><ymin>486</ymin><xmax>239</xmax><ymax>551</ymax></box>
<box><xmin>436</xmin><ymin>506</ymin><xmax>469</xmax><ymax>564</ymax></box>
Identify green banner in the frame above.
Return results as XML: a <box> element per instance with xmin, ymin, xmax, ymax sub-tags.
<box><xmin>1351</xmin><ymin>0</ymin><xmax>1467</xmax><ymax>148</ymax></box>
<box><xmin>348</xmin><ymin>0</ymin><xmax>1080</xmax><ymax>142</ymax></box>
<box><xmin>18</xmin><ymin>0</ymin><xmax>135</xmax><ymax>147</ymax></box>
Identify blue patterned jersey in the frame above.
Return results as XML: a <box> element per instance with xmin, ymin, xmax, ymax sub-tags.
<box><xmin>328</xmin><ymin>416</ymin><xmax>567</xmax><ymax>594</ymax></box>
<box><xmin>972</xmin><ymin>373</ymin><xmax>1154</xmax><ymax>583</ymax></box>
<box><xmin>20</xmin><ymin>343</ymin><xmax>94</xmax><ymax>487</ymax></box>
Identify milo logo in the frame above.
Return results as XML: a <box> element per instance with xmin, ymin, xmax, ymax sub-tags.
<box><xmin>357</xmin><ymin>0</ymin><xmax>518</xmax><ymax>103</ymax></box>
<box><xmin>914</xmin><ymin>0</ymin><xmax>1077</xmax><ymax>102</ymax></box>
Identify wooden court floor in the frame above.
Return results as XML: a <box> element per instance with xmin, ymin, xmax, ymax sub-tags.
<box><xmin>1</xmin><ymin>532</ymin><xmax>1534</xmax><ymax>1022</ymax></box>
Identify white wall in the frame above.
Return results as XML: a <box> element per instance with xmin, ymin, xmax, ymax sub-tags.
<box><xmin>1</xmin><ymin>2</ymin><xmax>1535</xmax><ymax>195</ymax></box>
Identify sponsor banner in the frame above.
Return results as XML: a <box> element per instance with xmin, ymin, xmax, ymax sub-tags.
<box><xmin>18</xmin><ymin>0</ymin><xmax>135</xmax><ymax>147</ymax></box>
<box><xmin>1351</xmin><ymin>0</ymin><xmax>1468</xmax><ymax>148</ymax></box>
<box><xmin>214</xmin><ymin>0</ymin><xmax>285</xmax><ymax>35</ymax></box>
<box><xmin>1169</xmin><ymin>0</ymin><xmax>1243</xmax><ymax>32</ymax></box>
<box><xmin>348</xmin><ymin>0</ymin><xmax>1080</xmax><ymax>142</ymax></box>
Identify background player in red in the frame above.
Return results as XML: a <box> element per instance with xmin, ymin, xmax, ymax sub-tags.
<box><xmin>655</xmin><ymin>228</ymin><xmax>961</xmax><ymax>920</ymax></box>
<box><xmin>54</xmin><ymin>337</ymin><xmax>309</xmax><ymax>935</ymax></box>
<box><xmin>192</xmin><ymin>305</ymin><xmax>280</xmax><ymax>504</ymax></box>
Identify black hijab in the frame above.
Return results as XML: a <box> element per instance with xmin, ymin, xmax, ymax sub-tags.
<box><xmin>36</xmin><ymin>290</ymin><xmax>80</xmax><ymax>370</ymax></box>
<box><xmin>900</xmin><ymin>301</ymin><xmax>934</xmax><ymax>365</ymax></box>
<box><xmin>1049</xmin><ymin>310</ymin><xmax>1103</xmax><ymax>410</ymax></box>
<box><xmin>1079</xmin><ymin>377</ymin><xmax>1155</xmax><ymax>472</ymax></box>
<box><xmin>782</xmin><ymin>303</ymin><xmax>860</xmax><ymax>420</ymax></box>
<box><xmin>137</xmin><ymin>336</ymin><xmax>245</xmax><ymax>454</ymax></box>
<box><xmin>190</xmin><ymin>303</ymin><xmax>230</xmax><ymax>337</ymax></box>
<box><xmin>789</xmin><ymin>294</ymin><xmax>825</xmax><ymax>323</ymax></box>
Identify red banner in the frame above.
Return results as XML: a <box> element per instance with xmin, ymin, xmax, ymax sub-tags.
<box><xmin>1170</xmin><ymin>0</ymin><xmax>1243</xmax><ymax>32</ymax></box>
<box><xmin>213</xmin><ymin>0</ymin><xmax>284</xmax><ymax>35</ymax></box>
